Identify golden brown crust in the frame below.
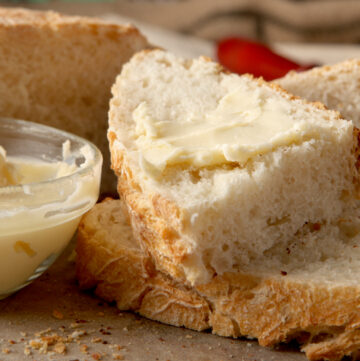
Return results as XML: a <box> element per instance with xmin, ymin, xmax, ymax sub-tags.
<box><xmin>0</xmin><ymin>7</ymin><xmax>144</xmax><ymax>42</ymax></box>
<box><xmin>0</xmin><ymin>7</ymin><xmax>149</xmax><ymax>194</ymax></box>
<box><xmin>109</xmin><ymin>48</ymin><xmax>353</xmax><ymax>284</ymax></box>
<box><xmin>77</xmin><ymin>199</ymin><xmax>360</xmax><ymax>360</ymax></box>
<box><xmin>76</xmin><ymin>199</ymin><xmax>210</xmax><ymax>331</ymax></box>
<box><xmin>104</xmin><ymin>50</ymin><xmax>360</xmax><ymax>359</ymax></box>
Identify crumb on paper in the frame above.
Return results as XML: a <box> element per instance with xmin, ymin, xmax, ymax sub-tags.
<box><xmin>110</xmin><ymin>344</ymin><xmax>124</xmax><ymax>351</ymax></box>
<box><xmin>29</xmin><ymin>339</ymin><xmax>43</xmax><ymax>349</ymax></box>
<box><xmin>70</xmin><ymin>322</ymin><xmax>82</xmax><ymax>329</ymax></box>
<box><xmin>185</xmin><ymin>334</ymin><xmax>192</xmax><ymax>339</ymax></box>
<box><xmin>80</xmin><ymin>344</ymin><xmax>89</xmax><ymax>354</ymax></box>
<box><xmin>91</xmin><ymin>337</ymin><xmax>102</xmax><ymax>343</ymax></box>
<box><xmin>92</xmin><ymin>352</ymin><xmax>102</xmax><ymax>360</ymax></box>
<box><xmin>24</xmin><ymin>346</ymin><xmax>31</xmax><ymax>356</ymax></box>
<box><xmin>2</xmin><ymin>347</ymin><xmax>10</xmax><ymax>354</ymax></box>
<box><xmin>53</xmin><ymin>342</ymin><xmax>66</xmax><ymax>354</ymax></box>
<box><xmin>35</xmin><ymin>328</ymin><xmax>52</xmax><ymax>337</ymax></box>
<box><xmin>112</xmin><ymin>353</ymin><xmax>124</xmax><ymax>360</ymax></box>
<box><xmin>70</xmin><ymin>330</ymin><xmax>87</xmax><ymax>339</ymax></box>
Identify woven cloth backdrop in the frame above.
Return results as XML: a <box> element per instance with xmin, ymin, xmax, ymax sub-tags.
<box><xmin>2</xmin><ymin>0</ymin><xmax>360</xmax><ymax>43</ymax></box>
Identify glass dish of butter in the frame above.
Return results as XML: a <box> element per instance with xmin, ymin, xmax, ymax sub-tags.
<box><xmin>0</xmin><ymin>118</ymin><xmax>102</xmax><ymax>299</ymax></box>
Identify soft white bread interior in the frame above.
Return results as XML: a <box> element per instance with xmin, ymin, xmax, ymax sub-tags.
<box><xmin>108</xmin><ymin>49</ymin><xmax>360</xmax><ymax>285</ymax></box>
<box><xmin>77</xmin><ymin>198</ymin><xmax>360</xmax><ymax>361</ymax></box>
<box><xmin>0</xmin><ymin>7</ymin><xmax>149</xmax><ymax>193</ymax></box>
<box><xmin>277</xmin><ymin>59</ymin><xmax>360</xmax><ymax>127</ymax></box>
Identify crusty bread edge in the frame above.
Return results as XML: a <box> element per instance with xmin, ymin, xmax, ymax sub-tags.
<box><xmin>108</xmin><ymin>49</ymin><xmax>359</xmax><ymax>286</ymax></box>
<box><xmin>76</xmin><ymin>199</ymin><xmax>360</xmax><ymax>361</ymax></box>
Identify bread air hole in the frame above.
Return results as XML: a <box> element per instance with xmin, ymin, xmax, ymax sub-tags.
<box><xmin>222</xmin><ymin>244</ymin><xmax>229</xmax><ymax>252</ymax></box>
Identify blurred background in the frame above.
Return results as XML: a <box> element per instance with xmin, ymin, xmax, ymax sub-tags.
<box><xmin>2</xmin><ymin>0</ymin><xmax>360</xmax><ymax>43</ymax></box>
<box><xmin>2</xmin><ymin>0</ymin><xmax>360</xmax><ymax>77</ymax></box>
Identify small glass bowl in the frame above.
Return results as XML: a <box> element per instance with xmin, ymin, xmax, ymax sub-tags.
<box><xmin>0</xmin><ymin>118</ymin><xmax>102</xmax><ymax>299</ymax></box>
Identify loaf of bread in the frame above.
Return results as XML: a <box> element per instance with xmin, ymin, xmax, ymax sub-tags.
<box><xmin>108</xmin><ymin>49</ymin><xmax>360</xmax><ymax>286</ymax></box>
<box><xmin>277</xmin><ymin>59</ymin><xmax>360</xmax><ymax>127</ymax></box>
<box><xmin>0</xmin><ymin>7</ymin><xmax>149</xmax><ymax>193</ymax></box>
<box><xmin>77</xmin><ymin>198</ymin><xmax>360</xmax><ymax>361</ymax></box>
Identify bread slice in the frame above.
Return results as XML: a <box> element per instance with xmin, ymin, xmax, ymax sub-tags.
<box><xmin>108</xmin><ymin>49</ymin><xmax>360</xmax><ymax>285</ymax></box>
<box><xmin>0</xmin><ymin>7</ymin><xmax>149</xmax><ymax>193</ymax></box>
<box><xmin>77</xmin><ymin>198</ymin><xmax>360</xmax><ymax>361</ymax></box>
<box><xmin>276</xmin><ymin>59</ymin><xmax>360</xmax><ymax>127</ymax></box>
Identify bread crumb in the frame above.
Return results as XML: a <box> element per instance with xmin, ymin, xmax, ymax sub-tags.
<box><xmin>70</xmin><ymin>322</ymin><xmax>82</xmax><ymax>329</ymax></box>
<box><xmin>20</xmin><ymin>332</ymin><xmax>27</xmax><ymax>337</ymax></box>
<box><xmin>41</xmin><ymin>335</ymin><xmax>59</xmax><ymax>346</ymax></box>
<box><xmin>122</xmin><ymin>327</ymin><xmax>128</xmax><ymax>332</ymax></box>
<box><xmin>2</xmin><ymin>348</ymin><xmax>10</xmax><ymax>354</ymax></box>
<box><xmin>80</xmin><ymin>344</ymin><xmax>89</xmax><ymax>354</ymax></box>
<box><xmin>185</xmin><ymin>335</ymin><xmax>192</xmax><ymax>339</ymax></box>
<box><xmin>92</xmin><ymin>352</ymin><xmax>102</xmax><ymax>360</ymax></box>
<box><xmin>24</xmin><ymin>346</ymin><xmax>31</xmax><ymax>356</ymax></box>
<box><xmin>29</xmin><ymin>339</ymin><xmax>43</xmax><ymax>349</ymax></box>
<box><xmin>110</xmin><ymin>344</ymin><xmax>124</xmax><ymax>351</ymax></box>
<box><xmin>112</xmin><ymin>353</ymin><xmax>124</xmax><ymax>360</ymax></box>
<box><xmin>97</xmin><ymin>312</ymin><xmax>105</xmax><ymax>316</ymax></box>
<box><xmin>53</xmin><ymin>342</ymin><xmax>66</xmax><ymax>354</ymax></box>
<box><xmin>52</xmin><ymin>310</ymin><xmax>64</xmax><ymax>320</ymax></box>
<box><xmin>35</xmin><ymin>328</ymin><xmax>52</xmax><ymax>336</ymax></box>
<box><xmin>91</xmin><ymin>337</ymin><xmax>102</xmax><ymax>343</ymax></box>
<box><xmin>70</xmin><ymin>330</ymin><xmax>87</xmax><ymax>340</ymax></box>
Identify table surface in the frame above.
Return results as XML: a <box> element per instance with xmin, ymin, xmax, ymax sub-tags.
<box><xmin>0</xmin><ymin>240</ymin><xmax>307</xmax><ymax>361</ymax></box>
<box><xmin>1</xmin><ymin>12</ymin><xmax>360</xmax><ymax>361</ymax></box>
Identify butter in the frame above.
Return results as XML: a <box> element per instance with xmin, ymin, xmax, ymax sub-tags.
<box><xmin>0</xmin><ymin>140</ymin><xmax>101</xmax><ymax>298</ymax></box>
<box><xmin>133</xmin><ymin>86</ymin><xmax>317</xmax><ymax>177</ymax></box>
<box><xmin>0</xmin><ymin>146</ymin><xmax>17</xmax><ymax>186</ymax></box>
<box><xmin>0</xmin><ymin>141</ymin><xmax>78</xmax><ymax>186</ymax></box>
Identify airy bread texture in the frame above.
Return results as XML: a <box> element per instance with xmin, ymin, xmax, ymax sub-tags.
<box><xmin>0</xmin><ymin>7</ymin><xmax>149</xmax><ymax>192</ymax></box>
<box><xmin>277</xmin><ymin>59</ymin><xmax>360</xmax><ymax>127</ymax></box>
<box><xmin>108</xmin><ymin>50</ymin><xmax>360</xmax><ymax>285</ymax></box>
<box><xmin>77</xmin><ymin>198</ymin><xmax>360</xmax><ymax>361</ymax></box>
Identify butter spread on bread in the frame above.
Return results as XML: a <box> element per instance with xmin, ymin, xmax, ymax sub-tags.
<box><xmin>108</xmin><ymin>50</ymin><xmax>360</xmax><ymax>285</ymax></box>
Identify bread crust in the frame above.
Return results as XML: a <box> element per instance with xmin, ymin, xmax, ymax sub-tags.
<box><xmin>105</xmin><ymin>50</ymin><xmax>360</xmax><ymax>359</ymax></box>
<box><xmin>0</xmin><ymin>7</ymin><xmax>142</xmax><ymax>38</ymax></box>
<box><xmin>108</xmin><ymin>49</ymin><xmax>357</xmax><ymax>285</ymax></box>
<box><xmin>276</xmin><ymin>59</ymin><xmax>360</xmax><ymax>128</ymax></box>
<box><xmin>77</xmin><ymin>199</ymin><xmax>360</xmax><ymax>361</ymax></box>
<box><xmin>0</xmin><ymin>7</ymin><xmax>149</xmax><ymax>194</ymax></box>
<box><xmin>76</xmin><ymin>199</ymin><xmax>210</xmax><ymax>331</ymax></box>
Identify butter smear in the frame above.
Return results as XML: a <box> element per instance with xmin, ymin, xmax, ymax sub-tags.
<box><xmin>133</xmin><ymin>86</ymin><xmax>317</xmax><ymax>177</ymax></box>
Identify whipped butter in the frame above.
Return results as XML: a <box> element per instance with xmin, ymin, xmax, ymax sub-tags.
<box><xmin>0</xmin><ymin>146</ymin><xmax>17</xmax><ymax>186</ymax></box>
<box><xmin>133</xmin><ymin>86</ymin><xmax>317</xmax><ymax>177</ymax></box>
<box><xmin>0</xmin><ymin>140</ymin><xmax>101</xmax><ymax>298</ymax></box>
<box><xmin>0</xmin><ymin>141</ymin><xmax>78</xmax><ymax>186</ymax></box>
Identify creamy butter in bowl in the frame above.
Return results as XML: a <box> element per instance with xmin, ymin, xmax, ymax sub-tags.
<box><xmin>0</xmin><ymin>118</ymin><xmax>102</xmax><ymax>299</ymax></box>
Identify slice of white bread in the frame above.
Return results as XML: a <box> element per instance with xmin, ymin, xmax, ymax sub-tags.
<box><xmin>108</xmin><ymin>49</ymin><xmax>360</xmax><ymax>285</ymax></box>
<box><xmin>276</xmin><ymin>59</ymin><xmax>360</xmax><ymax>127</ymax></box>
<box><xmin>0</xmin><ymin>7</ymin><xmax>149</xmax><ymax>193</ymax></box>
<box><xmin>77</xmin><ymin>198</ymin><xmax>360</xmax><ymax>361</ymax></box>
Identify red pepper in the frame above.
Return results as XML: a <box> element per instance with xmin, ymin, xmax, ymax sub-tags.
<box><xmin>217</xmin><ymin>37</ymin><xmax>315</xmax><ymax>81</ymax></box>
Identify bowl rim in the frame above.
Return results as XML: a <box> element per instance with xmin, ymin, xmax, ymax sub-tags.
<box><xmin>0</xmin><ymin>117</ymin><xmax>103</xmax><ymax>195</ymax></box>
